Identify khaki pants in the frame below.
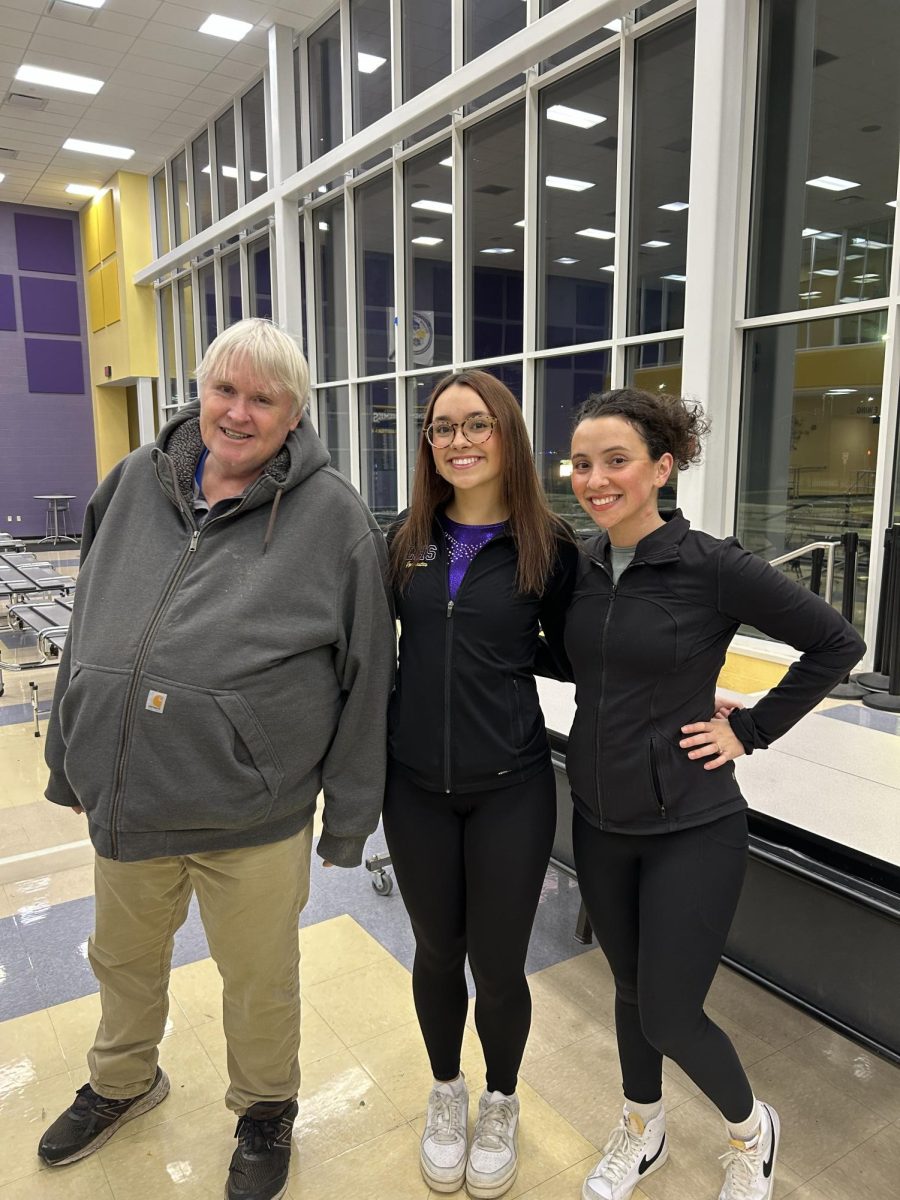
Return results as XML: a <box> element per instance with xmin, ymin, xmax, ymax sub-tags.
<box><xmin>87</xmin><ymin>821</ymin><xmax>313</xmax><ymax>1114</ymax></box>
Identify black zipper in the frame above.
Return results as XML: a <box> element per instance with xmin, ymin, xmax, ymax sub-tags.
<box><xmin>443</xmin><ymin>598</ymin><xmax>454</xmax><ymax>792</ymax></box>
<box><xmin>648</xmin><ymin>739</ymin><xmax>667</xmax><ymax>818</ymax></box>
<box><xmin>512</xmin><ymin>678</ymin><xmax>524</xmax><ymax>745</ymax></box>
<box><xmin>107</xmin><ymin>482</ymin><xmax>264</xmax><ymax>857</ymax></box>
<box><xmin>595</xmin><ymin>576</ymin><xmax>616</xmax><ymax>829</ymax></box>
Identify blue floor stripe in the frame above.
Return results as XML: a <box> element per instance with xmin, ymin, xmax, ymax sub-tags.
<box><xmin>821</xmin><ymin>702</ymin><xmax>900</xmax><ymax>736</ymax></box>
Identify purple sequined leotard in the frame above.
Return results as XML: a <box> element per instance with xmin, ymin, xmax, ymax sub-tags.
<box><xmin>441</xmin><ymin>513</ymin><xmax>506</xmax><ymax>600</ymax></box>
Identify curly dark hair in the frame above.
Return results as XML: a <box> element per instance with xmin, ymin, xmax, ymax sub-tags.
<box><xmin>574</xmin><ymin>388</ymin><xmax>710</xmax><ymax>471</ymax></box>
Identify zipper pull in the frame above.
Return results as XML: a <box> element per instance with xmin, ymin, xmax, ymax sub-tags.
<box><xmin>447</xmin><ymin>600</ymin><xmax>454</xmax><ymax>618</ymax></box>
<box><xmin>188</xmin><ymin>530</ymin><xmax>200</xmax><ymax>552</ymax></box>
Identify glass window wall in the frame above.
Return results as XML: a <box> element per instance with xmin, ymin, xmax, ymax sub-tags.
<box><xmin>402</xmin><ymin>0</ymin><xmax>451</xmax><ymax>101</ymax></box>
<box><xmin>465</xmin><ymin>0</ymin><xmax>525</xmax><ymax>109</ymax></box>
<box><xmin>406</xmin><ymin>141</ymin><xmax>452</xmax><ymax>368</ymax></box>
<box><xmin>360</xmin><ymin>380</ymin><xmax>397</xmax><ymax>522</ymax></box>
<box><xmin>160</xmin><ymin>285</ymin><xmax>177</xmax><ymax>405</ymax></box>
<box><xmin>178</xmin><ymin>276</ymin><xmax>197</xmax><ymax>400</ymax></box>
<box><xmin>355</xmin><ymin>171</ymin><xmax>395</xmax><ymax>375</ymax></box>
<box><xmin>318</xmin><ymin>386</ymin><xmax>352</xmax><ymax>477</ymax></box>
<box><xmin>153</xmin><ymin>171</ymin><xmax>170</xmax><ymax>256</ymax></box>
<box><xmin>748</xmin><ymin>0</ymin><xmax>898</xmax><ymax>318</ymax></box>
<box><xmin>314</xmin><ymin>198</ymin><xmax>349</xmax><ymax>381</ymax></box>
<box><xmin>538</xmin><ymin>54</ymin><xmax>620</xmax><ymax>350</ymax></box>
<box><xmin>171</xmin><ymin>151</ymin><xmax>190</xmax><ymax>244</ymax></box>
<box><xmin>222</xmin><ymin>248</ymin><xmax>242</xmax><ymax>327</ymax></box>
<box><xmin>192</xmin><ymin>131</ymin><xmax>213</xmax><ymax>232</ymax></box>
<box><xmin>466</xmin><ymin>105</ymin><xmax>525</xmax><ymax>360</ymax></box>
<box><xmin>309</xmin><ymin>14</ymin><xmax>342</xmax><ymax>161</ymax></box>
<box><xmin>242</xmin><ymin>80</ymin><xmax>268</xmax><ymax>202</ymax></box>
<box><xmin>541</xmin><ymin>0</ymin><xmax>615</xmax><ymax>70</ymax></box>
<box><xmin>250</xmin><ymin>238</ymin><xmax>272</xmax><ymax>319</ymax></box>
<box><xmin>198</xmin><ymin>261</ymin><xmax>217</xmax><ymax>353</ymax></box>
<box><xmin>352</xmin><ymin>0</ymin><xmax>391</xmax><ymax>133</ymax></box>
<box><xmin>215</xmin><ymin>107</ymin><xmax>239</xmax><ymax>218</ymax></box>
<box><xmin>628</xmin><ymin>14</ymin><xmax>695</xmax><ymax>336</ymax></box>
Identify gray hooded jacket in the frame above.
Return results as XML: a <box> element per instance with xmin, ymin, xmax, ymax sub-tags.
<box><xmin>44</xmin><ymin>402</ymin><xmax>395</xmax><ymax>867</ymax></box>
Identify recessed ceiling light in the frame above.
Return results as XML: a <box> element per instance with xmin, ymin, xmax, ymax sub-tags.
<box><xmin>661</xmin><ymin>273</ymin><xmax>686</xmax><ymax>281</ymax></box>
<box><xmin>851</xmin><ymin>237</ymin><xmax>890</xmax><ymax>249</ymax></box>
<box><xmin>440</xmin><ymin>157</ymin><xmax>452</xmax><ymax>167</ymax></box>
<box><xmin>604</xmin><ymin>19</ymin><xmax>622</xmax><ymax>32</ymax></box>
<box><xmin>481</xmin><ymin>247</ymin><xmax>515</xmax><ymax>254</ymax></box>
<box><xmin>806</xmin><ymin>175</ymin><xmax>859</xmax><ymax>191</ymax></box>
<box><xmin>357</xmin><ymin>52</ymin><xmax>387</xmax><ymax>73</ymax></box>
<box><xmin>825</xmin><ymin>388</ymin><xmax>857</xmax><ymax>395</ymax></box>
<box><xmin>853</xmin><ymin>273</ymin><xmax>881</xmax><ymax>282</ymax></box>
<box><xmin>545</xmin><ymin>175</ymin><xmax>594</xmax><ymax>191</ymax></box>
<box><xmin>658</xmin><ymin>201</ymin><xmax>688</xmax><ymax>212</ymax></box>
<box><xmin>66</xmin><ymin>183</ymin><xmax>101</xmax><ymax>197</ymax></box>
<box><xmin>577</xmin><ymin>227</ymin><xmax>615</xmax><ymax>240</ymax></box>
<box><xmin>412</xmin><ymin>236</ymin><xmax>443</xmax><ymax>246</ymax></box>
<box><xmin>58</xmin><ymin>0</ymin><xmax>105</xmax><ymax>7</ymax></box>
<box><xmin>801</xmin><ymin>227</ymin><xmax>820</xmax><ymax>236</ymax></box>
<box><xmin>63</xmin><ymin>137</ymin><xmax>134</xmax><ymax>160</ymax></box>
<box><xmin>555</xmin><ymin>257</ymin><xmax>579</xmax><ymax>264</ymax></box>
<box><xmin>514</xmin><ymin>219</ymin><xmax>525</xmax><ymax>228</ymax></box>
<box><xmin>812</xmin><ymin>268</ymin><xmax>840</xmax><ymax>276</ymax></box>
<box><xmin>199</xmin><ymin>14</ymin><xmax>252</xmax><ymax>41</ymax></box>
<box><xmin>546</xmin><ymin>105</ymin><xmax>605</xmax><ymax>129</ymax></box>
<box><xmin>600</xmin><ymin>264</ymin><xmax>615</xmax><ymax>271</ymax></box>
<box><xmin>202</xmin><ymin>164</ymin><xmax>265</xmax><ymax>182</ymax></box>
<box><xmin>642</xmin><ymin>240</ymin><xmax>670</xmax><ymax>248</ymax></box>
<box><xmin>802</xmin><ymin>228</ymin><xmax>841</xmax><ymax>239</ymax></box>
<box><xmin>0</xmin><ymin>173</ymin><xmax>5</xmax><ymax>184</ymax></box>
<box><xmin>412</xmin><ymin>199</ymin><xmax>452</xmax><ymax>214</ymax></box>
<box><xmin>318</xmin><ymin>185</ymin><xmax>328</xmax><ymax>193</ymax></box>
<box><xmin>888</xmin><ymin>200</ymin><xmax>897</xmax><ymax>208</ymax></box>
<box><xmin>798</xmin><ymin>291</ymin><xmax>822</xmax><ymax>298</ymax></box>
<box><xmin>16</xmin><ymin>64</ymin><xmax>103</xmax><ymax>95</ymax></box>
<box><xmin>318</xmin><ymin>221</ymin><xmax>329</xmax><ymax>231</ymax></box>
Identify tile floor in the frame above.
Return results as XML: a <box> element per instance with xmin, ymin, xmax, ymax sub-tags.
<box><xmin>0</xmin><ymin>550</ymin><xmax>898</xmax><ymax>1199</ymax></box>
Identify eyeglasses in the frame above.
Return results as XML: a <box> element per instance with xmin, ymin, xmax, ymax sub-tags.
<box><xmin>425</xmin><ymin>415</ymin><xmax>498</xmax><ymax>447</ymax></box>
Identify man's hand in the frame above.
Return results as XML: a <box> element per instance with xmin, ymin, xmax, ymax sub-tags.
<box><xmin>679</xmin><ymin>718</ymin><xmax>746</xmax><ymax>771</ymax></box>
<box><xmin>322</xmin><ymin>861</ymin><xmax>334</xmax><ymax>868</ymax></box>
<box><xmin>71</xmin><ymin>804</ymin><xmax>85</xmax><ymax>814</ymax></box>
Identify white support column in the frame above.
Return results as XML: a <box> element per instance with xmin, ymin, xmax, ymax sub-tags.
<box><xmin>521</xmin><ymin>69</ymin><xmax>539</xmax><ymax>443</ymax></box>
<box><xmin>610</xmin><ymin>19</ymin><xmax>634</xmax><ymax>389</ymax></box>
<box><xmin>269</xmin><ymin>24</ymin><xmax>304</xmax><ymax>337</ymax></box>
<box><xmin>392</xmin><ymin>156</ymin><xmax>409</xmax><ymax>507</ymax></box>
<box><xmin>678</xmin><ymin>0</ymin><xmax>754</xmax><ymax>537</ymax></box>
<box><xmin>136</xmin><ymin>377</ymin><xmax>156</xmax><ymax>445</ymax></box>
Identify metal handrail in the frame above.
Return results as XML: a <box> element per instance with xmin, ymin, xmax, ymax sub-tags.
<box><xmin>769</xmin><ymin>540</ymin><xmax>837</xmax><ymax>604</ymax></box>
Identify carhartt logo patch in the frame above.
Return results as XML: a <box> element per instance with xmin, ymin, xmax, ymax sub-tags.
<box><xmin>146</xmin><ymin>690</ymin><xmax>167</xmax><ymax>714</ymax></box>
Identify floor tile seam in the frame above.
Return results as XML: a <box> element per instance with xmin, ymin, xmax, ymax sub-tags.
<box><xmin>778</xmin><ymin>1031</ymin><xmax>900</xmax><ymax>1119</ymax></box>
<box><xmin>759</xmin><ymin>742</ymin><xmax>900</xmax><ymax>790</ymax></box>
<box><xmin>290</xmin><ymin>1112</ymin><xmax>412</xmax><ymax>1179</ymax></box>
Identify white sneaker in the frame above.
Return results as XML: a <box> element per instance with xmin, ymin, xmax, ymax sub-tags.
<box><xmin>465</xmin><ymin>1089</ymin><xmax>520</xmax><ymax>1199</ymax></box>
<box><xmin>718</xmin><ymin>1102</ymin><xmax>780</xmax><ymax>1200</ymax></box>
<box><xmin>582</xmin><ymin>1107</ymin><xmax>668</xmax><ymax>1200</ymax></box>
<box><xmin>420</xmin><ymin>1075</ymin><xmax>469</xmax><ymax>1193</ymax></box>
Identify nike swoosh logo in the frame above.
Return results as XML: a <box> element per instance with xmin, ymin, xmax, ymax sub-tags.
<box><xmin>638</xmin><ymin>1134</ymin><xmax>666</xmax><ymax>1175</ymax></box>
<box><xmin>762</xmin><ymin>1109</ymin><xmax>775</xmax><ymax>1178</ymax></box>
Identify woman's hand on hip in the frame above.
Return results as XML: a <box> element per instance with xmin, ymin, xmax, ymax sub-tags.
<box><xmin>679</xmin><ymin>718</ymin><xmax>746</xmax><ymax>770</ymax></box>
<box><xmin>712</xmin><ymin>692</ymin><xmax>744</xmax><ymax>720</ymax></box>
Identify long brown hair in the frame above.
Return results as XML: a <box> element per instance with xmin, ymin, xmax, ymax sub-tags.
<box><xmin>390</xmin><ymin>369</ymin><xmax>572</xmax><ymax>594</ymax></box>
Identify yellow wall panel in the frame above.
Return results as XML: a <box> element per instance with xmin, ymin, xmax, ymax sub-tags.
<box><xmin>83</xmin><ymin>203</ymin><xmax>101</xmax><ymax>269</ymax></box>
<box><xmin>100</xmin><ymin>260</ymin><xmax>121</xmax><ymax>325</ymax></box>
<box><xmin>98</xmin><ymin>189</ymin><xmax>116</xmax><ymax>260</ymax></box>
<box><xmin>87</xmin><ymin>271</ymin><xmax>105</xmax><ymax>332</ymax></box>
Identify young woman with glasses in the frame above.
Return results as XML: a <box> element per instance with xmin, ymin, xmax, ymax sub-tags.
<box><xmin>562</xmin><ymin>389</ymin><xmax>864</xmax><ymax>1200</ymax></box>
<box><xmin>384</xmin><ymin>369</ymin><xmax>578</xmax><ymax>1198</ymax></box>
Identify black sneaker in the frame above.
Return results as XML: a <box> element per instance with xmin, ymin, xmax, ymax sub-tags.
<box><xmin>225</xmin><ymin>1099</ymin><xmax>298</xmax><ymax>1200</ymax></box>
<box><xmin>38</xmin><ymin>1067</ymin><xmax>170</xmax><ymax>1166</ymax></box>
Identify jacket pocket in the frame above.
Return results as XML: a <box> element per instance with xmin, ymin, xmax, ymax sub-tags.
<box><xmin>57</xmin><ymin>662</ymin><xmax>130</xmax><ymax>825</ymax></box>
<box><xmin>119</xmin><ymin>675</ymin><xmax>285</xmax><ymax>832</ymax></box>
<box><xmin>648</xmin><ymin>737</ymin><xmax>668</xmax><ymax>817</ymax></box>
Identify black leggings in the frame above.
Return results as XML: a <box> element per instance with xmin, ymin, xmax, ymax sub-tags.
<box><xmin>383</xmin><ymin>762</ymin><xmax>557</xmax><ymax>1095</ymax></box>
<box><xmin>573</xmin><ymin>809</ymin><xmax>754</xmax><ymax>1123</ymax></box>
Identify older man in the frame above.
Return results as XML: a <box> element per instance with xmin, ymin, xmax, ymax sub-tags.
<box><xmin>38</xmin><ymin>319</ymin><xmax>395</xmax><ymax>1200</ymax></box>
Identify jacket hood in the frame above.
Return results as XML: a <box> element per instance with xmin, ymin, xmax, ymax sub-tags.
<box><xmin>152</xmin><ymin>400</ymin><xmax>331</xmax><ymax>509</ymax></box>
<box><xmin>581</xmin><ymin>508</ymin><xmax>690</xmax><ymax>566</ymax></box>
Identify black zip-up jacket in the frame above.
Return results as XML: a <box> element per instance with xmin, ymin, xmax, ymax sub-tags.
<box><xmin>388</xmin><ymin>514</ymin><xmax>578</xmax><ymax>793</ymax></box>
<box><xmin>564</xmin><ymin>511</ymin><xmax>865</xmax><ymax>833</ymax></box>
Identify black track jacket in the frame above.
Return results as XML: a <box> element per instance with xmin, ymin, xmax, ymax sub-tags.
<box><xmin>388</xmin><ymin>514</ymin><xmax>578</xmax><ymax>793</ymax></box>
<box><xmin>564</xmin><ymin>511</ymin><xmax>865</xmax><ymax>833</ymax></box>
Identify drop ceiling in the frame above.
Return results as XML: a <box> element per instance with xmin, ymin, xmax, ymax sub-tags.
<box><xmin>0</xmin><ymin>0</ymin><xmax>335</xmax><ymax>209</ymax></box>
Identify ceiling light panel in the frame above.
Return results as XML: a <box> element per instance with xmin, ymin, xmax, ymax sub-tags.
<box><xmin>64</xmin><ymin>137</ymin><xmax>134</xmax><ymax>159</ymax></box>
<box><xmin>555</xmin><ymin>257</ymin><xmax>580</xmax><ymax>264</ymax></box>
<box><xmin>642</xmin><ymin>240</ymin><xmax>670</xmax><ymax>248</ymax></box>
<box><xmin>546</xmin><ymin>105</ymin><xmax>605</xmax><ymax>129</ymax></box>
<box><xmin>412</xmin><ymin>199</ymin><xmax>452</xmax><ymax>214</ymax></box>
<box><xmin>16</xmin><ymin>65</ymin><xmax>104</xmax><ymax>95</ymax></box>
<box><xmin>357</xmin><ymin>53</ymin><xmax>387</xmax><ymax>73</ymax></box>
<box><xmin>199</xmin><ymin>14</ymin><xmax>253</xmax><ymax>41</ymax></box>
<box><xmin>412</xmin><ymin>236</ymin><xmax>443</xmax><ymax>246</ymax></box>
<box><xmin>577</xmin><ymin>228</ymin><xmax>615</xmax><ymax>240</ymax></box>
<box><xmin>66</xmin><ymin>183</ymin><xmax>101</xmax><ymax>196</ymax></box>
<box><xmin>806</xmin><ymin>175</ymin><xmax>859</xmax><ymax>191</ymax></box>
<box><xmin>481</xmin><ymin>247</ymin><xmax>515</xmax><ymax>254</ymax></box>
<box><xmin>658</xmin><ymin>201</ymin><xmax>689</xmax><ymax>212</ymax></box>
<box><xmin>56</xmin><ymin>0</ymin><xmax>105</xmax><ymax>7</ymax></box>
<box><xmin>545</xmin><ymin>175</ymin><xmax>594</xmax><ymax>191</ymax></box>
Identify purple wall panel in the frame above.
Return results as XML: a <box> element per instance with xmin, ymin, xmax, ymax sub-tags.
<box><xmin>20</xmin><ymin>276</ymin><xmax>80</xmax><ymax>335</ymax></box>
<box><xmin>0</xmin><ymin>203</ymin><xmax>96</xmax><ymax>535</ymax></box>
<box><xmin>0</xmin><ymin>274</ymin><xmax>15</xmax><ymax>329</ymax></box>
<box><xmin>14</xmin><ymin>212</ymin><xmax>77</xmax><ymax>275</ymax></box>
<box><xmin>25</xmin><ymin>338</ymin><xmax>84</xmax><ymax>394</ymax></box>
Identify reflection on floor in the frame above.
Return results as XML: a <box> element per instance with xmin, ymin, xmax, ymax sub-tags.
<box><xmin>1</xmin><ymin>551</ymin><xmax>899</xmax><ymax>1198</ymax></box>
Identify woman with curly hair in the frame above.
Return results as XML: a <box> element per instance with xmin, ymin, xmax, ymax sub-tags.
<box><xmin>563</xmin><ymin>389</ymin><xmax>863</xmax><ymax>1200</ymax></box>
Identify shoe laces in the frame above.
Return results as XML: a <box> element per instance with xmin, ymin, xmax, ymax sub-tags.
<box><xmin>594</xmin><ymin>1119</ymin><xmax>645</xmax><ymax>1185</ymax></box>
<box><xmin>235</xmin><ymin>1112</ymin><xmax>290</xmax><ymax>1155</ymax></box>
<box><xmin>719</xmin><ymin>1137</ymin><xmax>764</xmax><ymax>1199</ymax></box>
<box><xmin>472</xmin><ymin>1098</ymin><xmax>516</xmax><ymax>1151</ymax></box>
<box><xmin>71</xmin><ymin>1083</ymin><xmax>128</xmax><ymax>1116</ymax></box>
<box><xmin>425</xmin><ymin>1091</ymin><xmax>465</xmax><ymax>1147</ymax></box>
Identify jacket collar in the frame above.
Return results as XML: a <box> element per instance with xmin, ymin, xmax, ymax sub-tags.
<box><xmin>583</xmin><ymin>508</ymin><xmax>690</xmax><ymax>567</ymax></box>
